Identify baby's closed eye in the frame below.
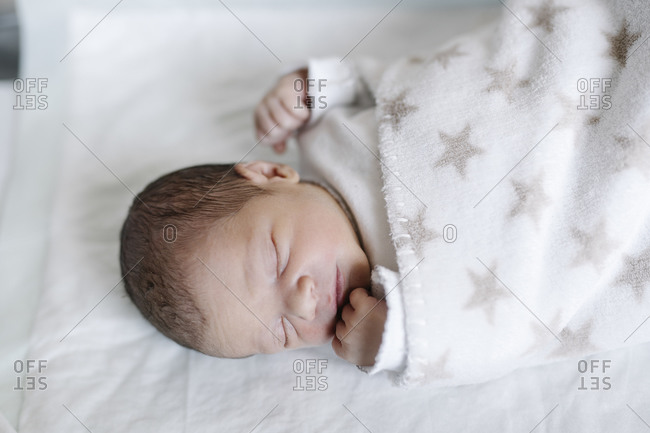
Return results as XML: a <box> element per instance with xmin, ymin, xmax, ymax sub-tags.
<box><xmin>279</xmin><ymin>316</ymin><xmax>296</xmax><ymax>348</ymax></box>
<box><xmin>271</xmin><ymin>235</ymin><xmax>281</xmax><ymax>278</ymax></box>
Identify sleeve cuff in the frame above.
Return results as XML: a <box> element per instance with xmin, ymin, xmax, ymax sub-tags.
<box><xmin>359</xmin><ymin>266</ymin><xmax>407</xmax><ymax>375</ymax></box>
<box><xmin>306</xmin><ymin>57</ymin><xmax>362</xmax><ymax>125</ymax></box>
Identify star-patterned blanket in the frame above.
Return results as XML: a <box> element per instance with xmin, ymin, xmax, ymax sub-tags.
<box><xmin>374</xmin><ymin>0</ymin><xmax>650</xmax><ymax>386</ymax></box>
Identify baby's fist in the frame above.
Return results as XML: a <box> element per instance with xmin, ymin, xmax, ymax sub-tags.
<box><xmin>332</xmin><ymin>288</ymin><xmax>387</xmax><ymax>367</ymax></box>
<box><xmin>254</xmin><ymin>68</ymin><xmax>311</xmax><ymax>153</ymax></box>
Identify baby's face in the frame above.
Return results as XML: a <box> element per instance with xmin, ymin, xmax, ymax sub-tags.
<box><xmin>193</xmin><ymin>166</ymin><xmax>370</xmax><ymax>358</ymax></box>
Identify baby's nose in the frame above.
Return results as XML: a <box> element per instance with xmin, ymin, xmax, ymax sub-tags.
<box><xmin>289</xmin><ymin>275</ymin><xmax>318</xmax><ymax>321</ymax></box>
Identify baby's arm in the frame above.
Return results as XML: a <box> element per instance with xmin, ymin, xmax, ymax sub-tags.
<box><xmin>331</xmin><ymin>288</ymin><xmax>387</xmax><ymax>367</ymax></box>
<box><xmin>255</xmin><ymin>58</ymin><xmax>387</xmax><ymax>154</ymax></box>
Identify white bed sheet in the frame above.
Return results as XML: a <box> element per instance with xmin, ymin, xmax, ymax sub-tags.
<box><xmin>0</xmin><ymin>81</ymin><xmax>14</xmax><ymax>202</ymax></box>
<box><xmin>0</xmin><ymin>80</ymin><xmax>20</xmax><ymax>433</ymax></box>
<box><xmin>8</xmin><ymin>3</ymin><xmax>650</xmax><ymax>432</ymax></box>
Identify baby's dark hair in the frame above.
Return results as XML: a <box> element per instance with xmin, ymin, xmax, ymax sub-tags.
<box><xmin>119</xmin><ymin>164</ymin><xmax>270</xmax><ymax>354</ymax></box>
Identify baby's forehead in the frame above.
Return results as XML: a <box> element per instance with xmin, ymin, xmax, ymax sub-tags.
<box><xmin>189</xmin><ymin>217</ymin><xmax>253</xmax><ymax>289</ymax></box>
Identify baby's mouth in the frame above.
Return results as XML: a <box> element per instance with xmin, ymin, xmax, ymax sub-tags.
<box><xmin>335</xmin><ymin>266</ymin><xmax>347</xmax><ymax>318</ymax></box>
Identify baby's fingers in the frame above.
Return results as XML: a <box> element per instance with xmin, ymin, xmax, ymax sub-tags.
<box><xmin>331</xmin><ymin>331</ymin><xmax>343</xmax><ymax>354</ymax></box>
<box><xmin>348</xmin><ymin>288</ymin><xmax>371</xmax><ymax>309</ymax></box>
<box><xmin>254</xmin><ymin>110</ymin><xmax>291</xmax><ymax>148</ymax></box>
<box><xmin>254</xmin><ymin>103</ymin><xmax>281</xmax><ymax>140</ymax></box>
<box><xmin>335</xmin><ymin>319</ymin><xmax>349</xmax><ymax>342</ymax></box>
<box><xmin>267</xmin><ymin>97</ymin><xmax>307</xmax><ymax>131</ymax></box>
<box><xmin>340</xmin><ymin>303</ymin><xmax>356</xmax><ymax>327</ymax></box>
<box><xmin>331</xmin><ymin>335</ymin><xmax>357</xmax><ymax>365</ymax></box>
<box><xmin>332</xmin><ymin>321</ymin><xmax>355</xmax><ymax>362</ymax></box>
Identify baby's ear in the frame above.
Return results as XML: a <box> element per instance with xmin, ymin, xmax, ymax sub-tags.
<box><xmin>234</xmin><ymin>161</ymin><xmax>299</xmax><ymax>185</ymax></box>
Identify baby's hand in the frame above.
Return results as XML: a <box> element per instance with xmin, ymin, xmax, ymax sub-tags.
<box><xmin>331</xmin><ymin>288</ymin><xmax>387</xmax><ymax>367</ymax></box>
<box><xmin>254</xmin><ymin>68</ymin><xmax>311</xmax><ymax>154</ymax></box>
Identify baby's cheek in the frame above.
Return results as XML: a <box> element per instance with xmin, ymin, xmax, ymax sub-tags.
<box><xmin>301</xmin><ymin>321</ymin><xmax>335</xmax><ymax>347</ymax></box>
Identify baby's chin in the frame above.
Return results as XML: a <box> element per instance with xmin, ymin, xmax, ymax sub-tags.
<box><xmin>278</xmin><ymin>315</ymin><xmax>337</xmax><ymax>351</ymax></box>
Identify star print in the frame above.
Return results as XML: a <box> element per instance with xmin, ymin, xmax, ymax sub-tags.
<box><xmin>400</xmin><ymin>207</ymin><xmax>438</xmax><ymax>257</ymax></box>
<box><xmin>587</xmin><ymin>115</ymin><xmax>601</xmax><ymax>126</ymax></box>
<box><xmin>381</xmin><ymin>90</ymin><xmax>418</xmax><ymax>132</ymax></box>
<box><xmin>604</xmin><ymin>19</ymin><xmax>642</xmax><ymax>68</ymax></box>
<box><xmin>555</xmin><ymin>92</ymin><xmax>588</xmax><ymax>131</ymax></box>
<box><xmin>614</xmin><ymin>246</ymin><xmax>650</xmax><ymax>302</ymax></box>
<box><xmin>393</xmin><ymin>235</ymin><xmax>409</xmax><ymax>252</ymax></box>
<box><xmin>527</xmin><ymin>0</ymin><xmax>569</xmax><ymax>33</ymax></box>
<box><xmin>433</xmin><ymin>125</ymin><xmax>483</xmax><ymax>178</ymax></box>
<box><xmin>570</xmin><ymin>218</ymin><xmax>618</xmax><ymax>269</ymax></box>
<box><xmin>521</xmin><ymin>311</ymin><xmax>563</xmax><ymax>357</ymax></box>
<box><xmin>549</xmin><ymin>320</ymin><xmax>598</xmax><ymax>357</ymax></box>
<box><xmin>508</xmin><ymin>172</ymin><xmax>551</xmax><ymax>227</ymax></box>
<box><xmin>421</xmin><ymin>350</ymin><xmax>453</xmax><ymax>380</ymax></box>
<box><xmin>430</xmin><ymin>44</ymin><xmax>466</xmax><ymax>69</ymax></box>
<box><xmin>484</xmin><ymin>63</ymin><xmax>531</xmax><ymax>103</ymax></box>
<box><xmin>612</xmin><ymin>135</ymin><xmax>650</xmax><ymax>179</ymax></box>
<box><xmin>464</xmin><ymin>263</ymin><xmax>510</xmax><ymax>325</ymax></box>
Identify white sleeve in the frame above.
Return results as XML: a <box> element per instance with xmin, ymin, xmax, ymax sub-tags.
<box><xmin>305</xmin><ymin>57</ymin><xmax>387</xmax><ymax>125</ymax></box>
<box><xmin>359</xmin><ymin>265</ymin><xmax>407</xmax><ymax>375</ymax></box>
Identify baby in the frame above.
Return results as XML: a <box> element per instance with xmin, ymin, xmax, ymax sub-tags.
<box><xmin>120</xmin><ymin>67</ymin><xmax>390</xmax><ymax>368</ymax></box>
